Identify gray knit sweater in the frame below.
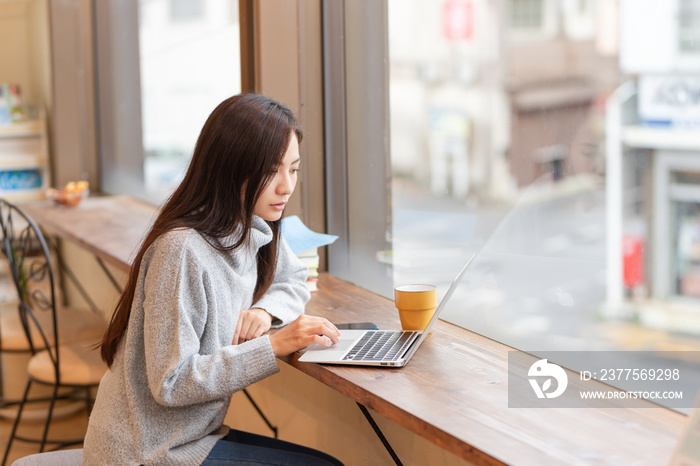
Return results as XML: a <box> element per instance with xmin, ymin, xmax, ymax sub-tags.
<box><xmin>82</xmin><ymin>217</ymin><xmax>310</xmax><ymax>465</ymax></box>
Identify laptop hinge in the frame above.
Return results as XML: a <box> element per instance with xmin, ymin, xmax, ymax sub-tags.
<box><xmin>398</xmin><ymin>332</ymin><xmax>422</xmax><ymax>360</ymax></box>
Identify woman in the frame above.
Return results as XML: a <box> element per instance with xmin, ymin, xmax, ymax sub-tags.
<box><xmin>83</xmin><ymin>93</ymin><xmax>343</xmax><ymax>465</ymax></box>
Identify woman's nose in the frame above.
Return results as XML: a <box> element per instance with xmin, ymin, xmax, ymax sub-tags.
<box><xmin>277</xmin><ymin>173</ymin><xmax>294</xmax><ymax>195</ymax></box>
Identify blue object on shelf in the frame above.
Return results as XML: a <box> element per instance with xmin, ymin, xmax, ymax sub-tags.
<box><xmin>281</xmin><ymin>215</ymin><xmax>339</xmax><ymax>254</ymax></box>
<box><xmin>0</xmin><ymin>169</ymin><xmax>42</xmax><ymax>190</ymax></box>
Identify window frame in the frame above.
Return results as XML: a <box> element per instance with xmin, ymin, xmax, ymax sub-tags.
<box><xmin>323</xmin><ymin>0</ymin><xmax>393</xmax><ymax>296</ymax></box>
<box><xmin>93</xmin><ymin>0</ymin><xmax>146</xmax><ymax>200</ymax></box>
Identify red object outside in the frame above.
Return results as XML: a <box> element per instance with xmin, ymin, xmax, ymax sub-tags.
<box><xmin>442</xmin><ymin>0</ymin><xmax>474</xmax><ymax>41</ymax></box>
<box><xmin>622</xmin><ymin>235</ymin><xmax>645</xmax><ymax>288</ymax></box>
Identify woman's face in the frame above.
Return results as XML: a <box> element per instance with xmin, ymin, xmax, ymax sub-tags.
<box><xmin>253</xmin><ymin>134</ymin><xmax>300</xmax><ymax>221</ymax></box>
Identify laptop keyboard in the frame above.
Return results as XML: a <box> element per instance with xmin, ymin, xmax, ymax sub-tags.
<box><xmin>342</xmin><ymin>330</ymin><xmax>419</xmax><ymax>362</ymax></box>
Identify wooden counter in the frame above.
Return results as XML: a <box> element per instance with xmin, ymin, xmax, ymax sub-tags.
<box><xmin>22</xmin><ymin>195</ymin><xmax>155</xmax><ymax>274</ymax></box>
<box><xmin>299</xmin><ymin>274</ymin><xmax>685</xmax><ymax>466</ymax></box>
<box><xmin>21</xmin><ymin>195</ymin><xmax>686</xmax><ymax>465</ymax></box>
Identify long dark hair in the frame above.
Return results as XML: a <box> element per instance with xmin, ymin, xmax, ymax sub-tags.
<box><xmin>100</xmin><ymin>93</ymin><xmax>303</xmax><ymax>366</ymax></box>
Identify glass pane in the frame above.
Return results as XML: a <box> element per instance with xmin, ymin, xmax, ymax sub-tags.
<box><xmin>679</xmin><ymin>0</ymin><xmax>700</xmax><ymax>53</ymax></box>
<box><xmin>674</xmin><ymin>170</ymin><xmax>700</xmax><ymax>185</ymax></box>
<box><xmin>138</xmin><ymin>0</ymin><xmax>240</xmax><ymax>200</ymax></box>
<box><xmin>509</xmin><ymin>0</ymin><xmax>543</xmax><ymax>30</ymax></box>
<box><xmin>385</xmin><ymin>0</ymin><xmax>700</xmax><ymax>410</ymax></box>
<box><xmin>675</xmin><ymin>201</ymin><xmax>700</xmax><ymax>299</ymax></box>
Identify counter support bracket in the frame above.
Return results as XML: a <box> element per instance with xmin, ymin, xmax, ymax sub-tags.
<box><xmin>95</xmin><ymin>256</ymin><xmax>123</xmax><ymax>293</ymax></box>
<box><xmin>48</xmin><ymin>237</ymin><xmax>100</xmax><ymax>314</ymax></box>
<box><xmin>357</xmin><ymin>402</ymin><xmax>403</xmax><ymax>466</ymax></box>
<box><xmin>242</xmin><ymin>389</ymin><xmax>278</xmax><ymax>438</ymax></box>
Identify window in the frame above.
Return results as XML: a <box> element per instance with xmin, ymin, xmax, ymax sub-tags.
<box><xmin>327</xmin><ymin>0</ymin><xmax>700</xmax><ymax>410</ymax></box>
<box><xmin>95</xmin><ymin>0</ymin><xmax>241</xmax><ymax>203</ymax></box>
<box><xmin>679</xmin><ymin>0</ymin><xmax>700</xmax><ymax>53</ymax></box>
<box><xmin>169</xmin><ymin>0</ymin><xmax>205</xmax><ymax>21</ymax></box>
<box><xmin>509</xmin><ymin>0</ymin><xmax>544</xmax><ymax>30</ymax></box>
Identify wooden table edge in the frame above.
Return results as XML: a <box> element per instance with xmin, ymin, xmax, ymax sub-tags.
<box><xmin>284</xmin><ymin>353</ymin><xmax>506</xmax><ymax>465</ymax></box>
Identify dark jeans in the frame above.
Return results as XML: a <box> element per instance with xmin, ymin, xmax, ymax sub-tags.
<box><xmin>201</xmin><ymin>429</ymin><xmax>344</xmax><ymax>466</ymax></box>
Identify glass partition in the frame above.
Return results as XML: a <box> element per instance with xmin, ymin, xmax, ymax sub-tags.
<box><xmin>371</xmin><ymin>0</ymin><xmax>700</xmax><ymax>410</ymax></box>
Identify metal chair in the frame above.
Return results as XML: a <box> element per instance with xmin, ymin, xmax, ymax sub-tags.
<box><xmin>0</xmin><ymin>200</ymin><xmax>107</xmax><ymax>465</ymax></box>
<box><xmin>0</xmin><ymin>273</ymin><xmax>105</xmax><ymax>420</ymax></box>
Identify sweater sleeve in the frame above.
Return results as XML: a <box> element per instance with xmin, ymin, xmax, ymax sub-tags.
<box><xmin>141</xmin><ymin>235</ymin><xmax>279</xmax><ymax>407</ymax></box>
<box><xmin>253</xmin><ymin>235</ymin><xmax>311</xmax><ymax>327</ymax></box>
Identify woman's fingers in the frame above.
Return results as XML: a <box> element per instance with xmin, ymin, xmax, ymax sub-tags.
<box><xmin>234</xmin><ymin>309</ymin><xmax>274</xmax><ymax>344</ymax></box>
<box><xmin>294</xmin><ymin>316</ymin><xmax>340</xmax><ymax>345</ymax></box>
<box><xmin>248</xmin><ymin>322</ymin><xmax>264</xmax><ymax>341</ymax></box>
<box><xmin>268</xmin><ymin>315</ymin><xmax>342</xmax><ymax>357</ymax></box>
<box><xmin>310</xmin><ymin>334</ymin><xmax>333</xmax><ymax>347</ymax></box>
<box><xmin>317</xmin><ymin>324</ymin><xmax>340</xmax><ymax>344</ymax></box>
<box><xmin>239</xmin><ymin>320</ymin><xmax>253</xmax><ymax>343</ymax></box>
<box><xmin>306</xmin><ymin>319</ymin><xmax>340</xmax><ymax>342</ymax></box>
<box><xmin>233</xmin><ymin>317</ymin><xmax>243</xmax><ymax>345</ymax></box>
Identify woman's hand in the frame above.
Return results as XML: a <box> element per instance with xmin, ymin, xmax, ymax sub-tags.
<box><xmin>268</xmin><ymin>315</ymin><xmax>340</xmax><ymax>357</ymax></box>
<box><xmin>234</xmin><ymin>308</ymin><xmax>273</xmax><ymax>345</ymax></box>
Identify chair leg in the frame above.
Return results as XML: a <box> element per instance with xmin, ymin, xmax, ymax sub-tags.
<box><xmin>1</xmin><ymin>379</ymin><xmax>32</xmax><ymax>466</ymax></box>
<box><xmin>0</xmin><ymin>349</ymin><xmax>5</xmax><ymax>403</ymax></box>
<box><xmin>38</xmin><ymin>384</ymin><xmax>60</xmax><ymax>453</ymax></box>
<box><xmin>84</xmin><ymin>386</ymin><xmax>92</xmax><ymax>420</ymax></box>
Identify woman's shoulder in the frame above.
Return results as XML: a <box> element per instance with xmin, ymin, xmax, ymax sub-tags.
<box><xmin>146</xmin><ymin>228</ymin><xmax>213</xmax><ymax>263</ymax></box>
<box><xmin>156</xmin><ymin>228</ymin><xmax>203</xmax><ymax>247</ymax></box>
<box><xmin>159</xmin><ymin>227</ymin><xmax>200</xmax><ymax>241</ymax></box>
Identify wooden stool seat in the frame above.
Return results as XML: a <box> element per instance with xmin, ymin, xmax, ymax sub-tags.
<box><xmin>27</xmin><ymin>343</ymin><xmax>106</xmax><ymax>386</ymax></box>
<box><xmin>10</xmin><ymin>449</ymin><xmax>83</xmax><ymax>466</ymax></box>
<box><xmin>1</xmin><ymin>307</ymin><xmax>106</xmax><ymax>352</ymax></box>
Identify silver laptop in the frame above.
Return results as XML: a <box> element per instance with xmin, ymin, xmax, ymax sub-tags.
<box><xmin>298</xmin><ymin>255</ymin><xmax>473</xmax><ymax>367</ymax></box>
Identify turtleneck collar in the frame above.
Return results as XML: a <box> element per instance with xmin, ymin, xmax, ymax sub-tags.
<box><xmin>249</xmin><ymin>216</ymin><xmax>274</xmax><ymax>250</ymax></box>
<box><xmin>216</xmin><ymin>216</ymin><xmax>274</xmax><ymax>251</ymax></box>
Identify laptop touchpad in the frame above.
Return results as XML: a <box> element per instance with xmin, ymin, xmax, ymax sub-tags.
<box><xmin>298</xmin><ymin>330</ymin><xmax>365</xmax><ymax>357</ymax></box>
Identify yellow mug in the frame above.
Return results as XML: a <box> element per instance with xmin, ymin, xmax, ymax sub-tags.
<box><xmin>394</xmin><ymin>284</ymin><xmax>438</xmax><ymax>331</ymax></box>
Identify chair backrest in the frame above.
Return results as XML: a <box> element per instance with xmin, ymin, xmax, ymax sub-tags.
<box><xmin>0</xmin><ymin>200</ymin><xmax>60</xmax><ymax>376</ymax></box>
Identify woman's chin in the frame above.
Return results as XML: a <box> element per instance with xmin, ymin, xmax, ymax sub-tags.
<box><xmin>256</xmin><ymin>210</ymin><xmax>284</xmax><ymax>222</ymax></box>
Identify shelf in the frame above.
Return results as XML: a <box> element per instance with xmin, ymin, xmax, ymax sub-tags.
<box><xmin>0</xmin><ymin>154</ymin><xmax>47</xmax><ymax>170</ymax></box>
<box><xmin>0</xmin><ymin>187</ymin><xmax>46</xmax><ymax>202</ymax></box>
<box><xmin>0</xmin><ymin>119</ymin><xmax>44</xmax><ymax>139</ymax></box>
